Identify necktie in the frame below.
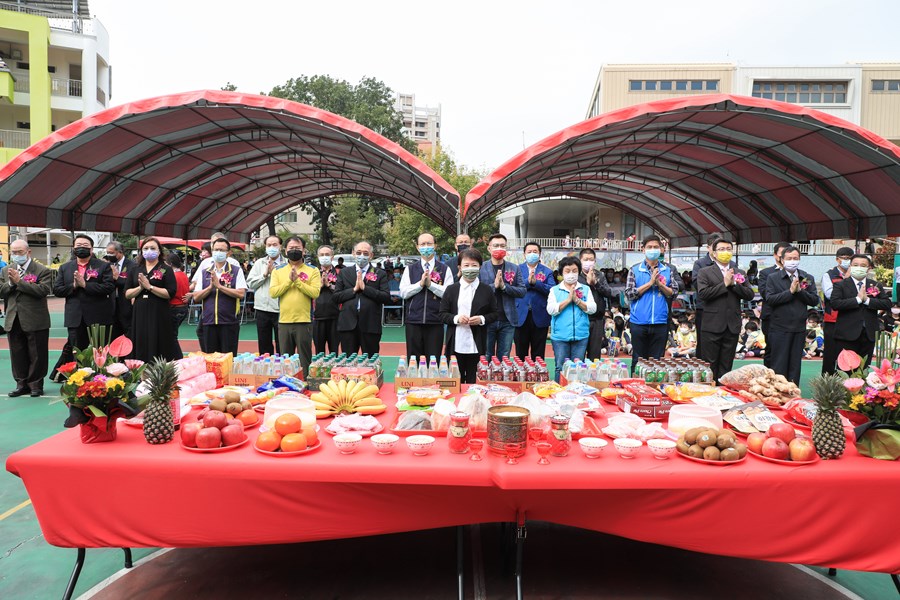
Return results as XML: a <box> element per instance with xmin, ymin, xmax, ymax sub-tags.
<box><xmin>18</xmin><ymin>266</ymin><xmax>25</xmax><ymax>277</ymax></box>
<box><xmin>424</xmin><ymin>263</ymin><xmax>430</xmax><ymax>274</ymax></box>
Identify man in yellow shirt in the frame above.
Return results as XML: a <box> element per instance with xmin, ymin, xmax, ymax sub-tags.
<box><xmin>270</xmin><ymin>236</ymin><xmax>320</xmax><ymax>376</ymax></box>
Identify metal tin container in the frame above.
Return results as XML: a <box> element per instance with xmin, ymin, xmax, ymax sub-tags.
<box><xmin>487</xmin><ymin>405</ymin><xmax>530</xmax><ymax>455</ymax></box>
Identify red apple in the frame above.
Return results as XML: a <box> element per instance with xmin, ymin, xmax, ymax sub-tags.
<box><xmin>196</xmin><ymin>407</ymin><xmax>210</xmax><ymax>422</ymax></box>
<box><xmin>195</xmin><ymin>427</ymin><xmax>222</xmax><ymax>449</ymax></box>
<box><xmin>767</xmin><ymin>423</ymin><xmax>795</xmax><ymax>444</ymax></box>
<box><xmin>179</xmin><ymin>422</ymin><xmax>203</xmax><ymax>448</ymax></box>
<box><xmin>789</xmin><ymin>437</ymin><xmax>816</xmax><ymax>461</ymax></box>
<box><xmin>202</xmin><ymin>410</ymin><xmax>228</xmax><ymax>430</ymax></box>
<box><xmin>761</xmin><ymin>437</ymin><xmax>789</xmax><ymax>460</ymax></box>
<box><xmin>746</xmin><ymin>432</ymin><xmax>767</xmax><ymax>455</ymax></box>
<box><xmin>220</xmin><ymin>423</ymin><xmax>246</xmax><ymax>447</ymax></box>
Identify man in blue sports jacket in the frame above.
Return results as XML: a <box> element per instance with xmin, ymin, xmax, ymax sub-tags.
<box><xmin>514</xmin><ymin>241</ymin><xmax>555</xmax><ymax>360</ymax></box>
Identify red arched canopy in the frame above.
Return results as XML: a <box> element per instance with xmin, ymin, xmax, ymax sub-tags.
<box><xmin>0</xmin><ymin>90</ymin><xmax>459</xmax><ymax>239</ymax></box>
<box><xmin>464</xmin><ymin>94</ymin><xmax>900</xmax><ymax>246</ymax></box>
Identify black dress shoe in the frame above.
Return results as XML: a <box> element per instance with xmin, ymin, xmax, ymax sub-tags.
<box><xmin>8</xmin><ymin>388</ymin><xmax>29</xmax><ymax>397</ymax></box>
<box><xmin>30</xmin><ymin>390</ymin><xmax>44</xmax><ymax>397</ymax></box>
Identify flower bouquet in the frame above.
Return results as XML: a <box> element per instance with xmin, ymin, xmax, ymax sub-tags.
<box><xmin>836</xmin><ymin>349</ymin><xmax>900</xmax><ymax>460</ymax></box>
<box><xmin>60</xmin><ymin>325</ymin><xmax>146</xmax><ymax>443</ymax></box>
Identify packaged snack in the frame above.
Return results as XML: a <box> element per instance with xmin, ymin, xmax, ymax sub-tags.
<box><xmin>395</xmin><ymin>410</ymin><xmax>433</xmax><ymax>431</ymax></box>
<box><xmin>782</xmin><ymin>398</ymin><xmax>818</xmax><ymax>426</ymax></box>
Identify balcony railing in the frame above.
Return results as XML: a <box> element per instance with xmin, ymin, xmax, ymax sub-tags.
<box><xmin>96</xmin><ymin>86</ymin><xmax>106</xmax><ymax>105</ymax></box>
<box><xmin>0</xmin><ymin>2</ymin><xmax>93</xmax><ymax>34</ymax></box>
<box><xmin>0</xmin><ymin>129</ymin><xmax>31</xmax><ymax>149</ymax></box>
<box><xmin>504</xmin><ymin>238</ymin><xmax>851</xmax><ymax>256</ymax></box>
<box><xmin>9</xmin><ymin>75</ymin><xmax>82</xmax><ymax>97</ymax></box>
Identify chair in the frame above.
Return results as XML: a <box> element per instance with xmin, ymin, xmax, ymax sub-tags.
<box><xmin>187</xmin><ymin>300</ymin><xmax>202</xmax><ymax>325</ymax></box>
<box><xmin>382</xmin><ymin>302</ymin><xmax>404</xmax><ymax>327</ymax></box>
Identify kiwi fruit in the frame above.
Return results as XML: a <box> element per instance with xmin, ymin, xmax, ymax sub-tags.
<box><xmin>720</xmin><ymin>447</ymin><xmax>740</xmax><ymax>462</ymax></box>
<box><xmin>734</xmin><ymin>442</ymin><xmax>748</xmax><ymax>458</ymax></box>
<box><xmin>697</xmin><ymin>431</ymin><xmax>717</xmax><ymax>448</ymax></box>
<box><xmin>223</xmin><ymin>390</ymin><xmax>242</xmax><ymax>404</ymax></box>
<box><xmin>703</xmin><ymin>446</ymin><xmax>721</xmax><ymax>461</ymax></box>
<box><xmin>687</xmin><ymin>444</ymin><xmax>704</xmax><ymax>458</ymax></box>
<box><xmin>676</xmin><ymin>438</ymin><xmax>691</xmax><ymax>455</ymax></box>
<box><xmin>240</xmin><ymin>399</ymin><xmax>253</xmax><ymax>412</ymax></box>
<box><xmin>209</xmin><ymin>398</ymin><xmax>227</xmax><ymax>413</ymax></box>
<box><xmin>226</xmin><ymin>402</ymin><xmax>243</xmax><ymax>416</ymax></box>
<box><xmin>716</xmin><ymin>433</ymin><xmax>736</xmax><ymax>450</ymax></box>
<box><xmin>684</xmin><ymin>427</ymin><xmax>705</xmax><ymax>445</ymax></box>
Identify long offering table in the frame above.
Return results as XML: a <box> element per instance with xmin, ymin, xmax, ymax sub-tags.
<box><xmin>7</xmin><ymin>385</ymin><xmax>900</xmax><ymax>576</ymax></box>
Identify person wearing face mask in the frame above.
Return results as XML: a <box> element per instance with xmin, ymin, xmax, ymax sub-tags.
<box><xmin>332</xmin><ymin>240</ymin><xmax>392</xmax><ymax>355</ymax></box>
<box><xmin>547</xmin><ymin>256</ymin><xmax>597</xmax><ymax>382</ymax></box>
<box><xmin>820</xmin><ymin>246</ymin><xmax>855</xmax><ymax>374</ymax></box>
<box><xmin>247</xmin><ymin>235</ymin><xmax>288</xmax><ymax>355</ymax></box>
<box><xmin>104</xmin><ymin>241</ymin><xmax>134</xmax><ymax>340</ymax></box>
<box><xmin>764</xmin><ymin>246</ymin><xmax>820</xmax><ymax>384</ymax></box>
<box><xmin>312</xmin><ymin>245</ymin><xmax>340</xmax><ymax>354</ymax></box>
<box><xmin>696</xmin><ymin>239</ymin><xmax>755</xmax><ymax>382</ymax></box>
<box><xmin>882</xmin><ymin>305</ymin><xmax>900</xmax><ymax>332</ymax></box>
<box><xmin>479</xmin><ymin>233</ymin><xmax>526</xmax><ymax>360</ymax></box>
<box><xmin>270</xmin><ymin>236</ymin><xmax>320</xmax><ymax>375</ymax></box>
<box><xmin>830</xmin><ymin>254</ymin><xmax>891</xmax><ymax>370</ymax></box>
<box><xmin>671</xmin><ymin>316</ymin><xmax>696</xmax><ymax>358</ymax></box>
<box><xmin>691</xmin><ymin>234</ymin><xmax>736</xmax><ymax>357</ymax></box>
<box><xmin>0</xmin><ymin>239</ymin><xmax>52</xmax><ymax>397</ymax></box>
<box><xmin>188</xmin><ymin>234</ymin><xmax>242</xmax><ymax>351</ymax></box>
<box><xmin>513</xmin><ymin>242</ymin><xmax>554</xmax><ymax>360</ymax></box>
<box><xmin>192</xmin><ymin>238</ymin><xmax>248</xmax><ymax>355</ymax></box>
<box><xmin>124</xmin><ymin>237</ymin><xmax>179</xmax><ymax>362</ymax></box>
<box><xmin>50</xmin><ymin>234</ymin><xmax>115</xmax><ymax>382</ymax></box>
<box><xmin>444</xmin><ymin>233</ymin><xmax>472</xmax><ymax>280</ymax></box>
<box><xmin>399</xmin><ymin>232</ymin><xmax>453</xmax><ymax>359</ymax></box>
<box><xmin>439</xmin><ymin>249</ymin><xmax>499</xmax><ymax>383</ymax></box>
<box><xmin>756</xmin><ymin>241</ymin><xmax>791</xmax><ymax>368</ymax></box>
<box><xmin>625</xmin><ymin>235</ymin><xmax>679</xmax><ymax>375</ymax></box>
<box><xmin>577</xmin><ymin>248</ymin><xmax>615</xmax><ymax>360</ymax></box>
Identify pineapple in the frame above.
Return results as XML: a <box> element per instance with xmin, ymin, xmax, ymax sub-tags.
<box><xmin>810</xmin><ymin>374</ymin><xmax>847</xmax><ymax>460</ymax></box>
<box><xmin>142</xmin><ymin>358</ymin><xmax>180</xmax><ymax>445</ymax></box>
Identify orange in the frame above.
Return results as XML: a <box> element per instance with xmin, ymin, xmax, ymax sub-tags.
<box><xmin>255</xmin><ymin>431</ymin><xmax>282</xmax><ymax>452</ymax></box>
<box><xmin>280</xmin><ymin>432</ymin><xmax>308</xmax><ymax>453</ymax></box>
<box><xmin>274</xmin><ymin>413</ymin><xmax>302</xmax><ymax>436</ymax></box>
<box><xmin>237</xmin><ymin>410</ymin><xmax>259</xmax><ymax>426</ymax></box>
<box><xmin>302</xmin><ymin>425</ymin><xmax>318</xmax><ymax>446</ymax></box>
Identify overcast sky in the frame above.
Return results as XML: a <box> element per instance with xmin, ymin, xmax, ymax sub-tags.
<box><xmin>90</xmin><ymin>0</ymin><xmax>899</xmax><ymax>173</ymax></box>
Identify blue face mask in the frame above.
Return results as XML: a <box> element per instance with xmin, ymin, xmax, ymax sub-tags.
<box><xmin>525</xmin><ymin>252</ymin><xmax>540</xmax><ymax>265</ymax></box>
<box><xmin>212</xmin><ymin>251</ymin><xmax>227</xmax><ymax>263</ymax></box>
<box><xmin>644</xmin><ymin>248</ymin><xmax>661</xmax><ymax>261</ymax></box>
<box><xmin>12</xmin><ymin>254</ymin><xmax>28</xmax><ymax>265</ymax></box>
<box><xmin>265</xmin><ymin>247</ymin><xmax>281</xmax><ymax>259</ymax></box>
<box><xmin>355</xmin><ymin>255</ymin><xmax>369</xmax><ymax>268</ymax></box>
<box><xmin>394</xmin><ymin>273</ymin><xmax>402</xmax><ymax>280</ymax></box>
<box><xmin>419</xmin><ymin>246</ymin><xmax>435</xmax><ymax>258</ymax></box>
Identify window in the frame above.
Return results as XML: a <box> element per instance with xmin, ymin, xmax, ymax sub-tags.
<box><xmin>631</xmin><ymin>79</ymin><xmax>718</xmax><ymax>93</ymax></box>
<box><xmin>752</xmin><ymin>80</ymin><xmax>849</xmax><ymax>104</ymax></box>
<box><xmin>705</xmin><ymin>80</ymin><xmax>718</xmax><ymax>91</ymax></box>
<box><xmin>875</xmin><ymin>80</ymin><xmax>900</xmax><ymax>92</ymax></box>
<box><xmin>629</xmin><ymin>80</ymin><xmax>641</xmax><ymax>91</ymax></box>
<box><xmin>872</xmin><ymin>80</ymin><xmax>885</xmax><ymax>91</ymax></box>
<box><xmin>690</xmin><ymin>81</ymin><xmax>703</xmax><ymax>90</ymax></box>
<box><xmin>276</xmin><ymin>212</ymin><xmax>297</xmax><ymax>223</ymax></box>
<box><xmin>660</xmin><ymin>80</ymin><xmax>672</xmax><ymax>91</ymax></box>
<box><xmin>415</xmin><ymin>121</ymin><xmax>426</xmax><ymax>128</ymax></box>
<box><xmin>675</xmin><ymin>81</ymin><xmax>687</xmax><ymax>91</ymax></box>
<box><xmin>645</xmin><ymin>80</ymin><xmax>657</xmax><ymax>91</ymax></box>
<box><xmin>16</xmin><ymin>62</ymin><xmax>28</xmax><ymax>70</ymax></box>
<box><xmin>16</xmin><ymin>122</ymin><xmax>30</xmax><ymax>129</ymax></box>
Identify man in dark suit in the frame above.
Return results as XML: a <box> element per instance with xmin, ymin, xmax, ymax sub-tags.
<box><xmin>440</xmin><ymin>248</ymin><xmax>499</xmax><ymax>383</ymax></box>
<box><xmin>332</xmin><ymin>241</ymin><xmax>392</xmax><ymax>355</ymax></box>
<box><xmin>444</xmin><ymin>233</ymin><xmax>471</xmax><ymax>281</ymax></box>
<box><xmin>0</xmin><ymin>240</ymin><xmax>52</xmax><ymax>397</ymax></box>
<box><xmin>764</xmin><ymin>246</ymin><xmax>820</xmax><ymax>384</ymax></box>
<box><xmin>757</xmin><ymin>241</ymin><xmax>791</xmax><ymax>368</ymax></box>
<box><xmin>50</xmin><ymin>234</ymin><xmax>115</xmax><ymax>381</ymax></box>
<box><xmin>697</xmin><ymin>239</ymin><xmax>756</xmax><ymax>382</ymax></box>
<box><xmin>104</xmin><ymin>240</ymin><xmax>134</xmax><ymax>340</ymax></box>
<box><xmin>830</xmin><ymin>254</ymin><xmax>892</xmax><ymax>369</ymax></box>
<box><xmin>691</xmin><ymin>234</ymin><xmax>737</xmax><ymax>356</ymax></box>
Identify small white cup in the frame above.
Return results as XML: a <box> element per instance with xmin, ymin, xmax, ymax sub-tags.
<box><xmin>613</xmin><ymin>438</ymin><xmax>642</xmax><ymax>459</ymax></box>
<box><xmin>333</xmin><ymin>433</ymin><xmax>362</xmax><ymax>454</ymax></box>
<box><xmin>578</xmin><ymin>437</ymin><xmax>608</xmax><ymax>459</ymax></box>
<box><xmin>371</xmin><ymin>433</ymin><xmax>399</xmax><ymax>455</ymax></box>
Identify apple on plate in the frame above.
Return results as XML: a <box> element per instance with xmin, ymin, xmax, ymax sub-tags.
<box><xmin>747</xmin><ymin>432</ymin><xmax>767</xmax><ymax>454</ymax></box>
<box><xmin>761</xmin><ymin>437</ymin><xmax>789</xmax><ymax>460</ymax></box>
<box><xmin>220</xmin><ymin>423</ymin><xmax>246</xmax><ymax>447</ymax></box>
<box><xmin>789</xmin><ymin>437</ymin><xmax>816</xmax><ymax>461</ymax></box>
<box><xmin>180</xmin><ymin>422</ymin><xmax>203</xmax><ymax>448</ymax></box>
<box><xmin>195</xmin><ymin>427</ymin><xmax>222</xmax><ymax>449</ymax></box>
<box><xmin>767</xmin><ymin>422</ymin><xmax>795</xmax><ymax>444</ymax></box>
<box><xmin>202</xmin><ymin>410</ymin><xmax>228</xmax><ymax>430</ymax></box>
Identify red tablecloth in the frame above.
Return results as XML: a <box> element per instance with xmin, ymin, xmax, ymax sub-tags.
<box><xmin>6</xmin><ymin>385</ymin><xmax>899</xmax><ymax>573</ymax></box>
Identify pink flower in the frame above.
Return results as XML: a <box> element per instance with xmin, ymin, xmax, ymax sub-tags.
<box><xmin>364</xmin><ymin>272</ymin><xmax>378</xmax><ymax>282</ymax></box>
<box><xmin>85</xmin><ymin>268</ymin><xmax>99</xmax><ymax>280</ymax></box>
<box><xmin>866</xmin><ymin>371</ymin><xmax>887</xmax><ymax>390</ymax></box>
<box><xmin>837</xmin><ymin>349</ymin><xmax>861</xmax><ymax>372</ymax></box>
<box><xmin>872</xmin><ymin>359</ymin><xmax>900</xmax><ymax>387</ymax></box>
<box><xmin>105</xmin><ymin>362</ymin><xmax>128</xmax><ymax>376</ymax></box>
<box><xmin>843</xmin><ymin>378</ymin><xmax>866</xmax><ymax>393</ymax></box>
<box><xmin>575</xmin><ymin>288</ymin><xmax>585</xmax><ymax>300</ymax></box>
<box><xmin>118</xmin><ymin>269</ymin><xmax>127</xmax><ymax>279</ymax></box>
<box><xmin>535</xmin><ymin>272</ymin><xmax>546</xmax><ymax>282</ymax></box>
<box><xmin>327</xmin><ymin>272</ymin><xmax>337</xmax><ymax>283</ymax></box>
<box><xmin>22</xmin><ymin>273</ymin><xmax>37</xmax><ymax>283</ymax></box>
<box><xmin>866</xmin><ymin>286</ymin><xmax>880</xmax><ymax>297</ymax></box>
<box><xmin>218</xmin><ymin>272</ymin><xmax>233</xmax><ymax>287</ymax></box>
<box><xmin>733</xmin><ymin>273</ymin><xmax>746</xmax><ymax>284</ymax></box>
<box><xmin>430</xmin><ymin>271</ymin><xmax>443</xmax><ymax>284</ymax></box>
<box><xmin>124</xmin><ymin>359</ymin><xmax>144</xmax><ymax>370</ymax></box>
<box><xmin>504</xmin><ymin>271</ymin><xmax>515</xmax><ymax>284</ymax></box>
<box><xmin>800</xmin><ymin>279</ymin><xmax>810</xmax><ymax>290</ymax></box>
<box><xmin>298</xmin><ymin>271</ymin><xmax>309</xmax><ymax>282</ymax></box>
<box><xmin>93</xmin><ymin>346</ymin><xmax>108</xmax><ymax>369</ymax></box>
<box><xmin>149</xmin><ymin>269</ymin><xmax>164</xmax><ymax>280</ymax></box>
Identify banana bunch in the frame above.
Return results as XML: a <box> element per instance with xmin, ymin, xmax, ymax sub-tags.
<box><xmin>311</xmin><ymin>379</ymin><xmax>386</xmax><ymax>418</ymax></box>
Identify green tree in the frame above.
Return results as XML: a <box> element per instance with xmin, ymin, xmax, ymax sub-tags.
<box><xmin>221</xmin><ymin>82</ymin><xmax>238</xmax><ymax>92</ymax></box>
<box><xmin>113</xmin><ymin>233</ymin><xmax>138</xmax><ymax>253</ymax></box>
<box><xmin>330</xmin><ymin>196</ymin><xmax>385</xmax><ymax>253</ymax></box>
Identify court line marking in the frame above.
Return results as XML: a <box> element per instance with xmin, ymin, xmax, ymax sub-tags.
<box><xmin>0</xmin><ymin>499</ymin><xmax>31</xmax><ymax>521</ymax></box>
<box><xmin>78</xmin><ymin>548</ymin><xmax>172</xmax><ymax>599</ymax></box>
<box><xmin>790</xmin><ymin>564</ymin><xmax>865</xmax><ymax>600</ymax></box>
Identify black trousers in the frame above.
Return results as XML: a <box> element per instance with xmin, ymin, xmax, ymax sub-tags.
<box><xmin>629</xmin><ymin>323</ymin><xmax>669</xmax><ymax>374</ymax></box>
<box><xmin>171</xmin><ymin>305</ymin><xmax>188</xmax><ymax>357</ymax></box>
<box><xmin>821</xmin><ymin>321</ymin><xmax>838</xmax><ymax>374</ymax></box>
<box><xmin>255</xmin><ymin>309</ymin><xmax>280</xmax><ymax>355</ymax></box>
<box><xmin>406</xmin><ymin>323</ymin><xmax>445</xmax><ymax>359</ymax></box>
<box><xmin>694</xmin><ymin>309</ymin><xmax>704</xmax><ymax>356</ymax></box>
<box><xmin>586</xmin><ymin>319</ymin><xmax>606</xmax><ymax>360</ymax></box>
<box><xmin>9</xmin><ymin>318</ymin><xmax>49</xmax><ymax>392</ymax></box>
<box><xmin>834</xmin><ymin>333</ymin><xmax>876</xmax><ymax>371</ymax></box>
<box><xmin>52</xmin><ymin>322</ymin><xmax>91</xmax><ymax>375</ymax></box>
<box><xmin>514</xmin><ymin>312</ymin><xmax>548</xmax><ymax>360</ymax></box>
<box><xmin>203</xmin><ymin>323</ymin><xmax>240</xmax><ymax>355</ymax></box>
<box><xmin>699</xmin><ymin>328</ymin><xmax>740</xmax><ymax>383</ymax></box>
<box><xmin>767</xmin><ymin>327</ymin><xmax>806</xmax><ymax>385</ymax></box>
<box><xmin>339</xmin><ymin>330</ymin><xmax>382</xmax><ymax>356</ymax></box>
<box><xmin>761</xmin><ymin>317</ymin><xmax>772</xmax><ymax>368</ymax></box>
<box><xmin>196</xmin><ymin>323</ymin><xmax>206</xmax><ymax>353</ymax></box>
<box><xmin>451</xmin><ymin>352</ymin><xmax>480</xmax><ymax>384</ymax></box>
<box><xmin>313</xmin><ymin>318</ymin><xmax>339</xmax><ymax>355</ymax></box>
<box><xmin>111</xmin><ymin>310</ymin><xmax>130</xmax><ymax>342</ymax></box>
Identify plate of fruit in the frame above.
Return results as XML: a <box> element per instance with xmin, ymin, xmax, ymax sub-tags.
<box><xmin>745</xmin><ymin>423</ymin><xmax>819</xmax><ymax>465</ymax></box>
<box><xmin>675</xmin><ymin>426</ymin><xmax>748</xmax><ymax>465</ymax></box>
<box><xmin>180</xmin><ymin>410</ymin><xmax>249</xmax><ymax>452</ymax></box>
<box><xmin>253</xmin><ymin>413</ymin><xmax>321</xmax><ymax>456</ymax></box>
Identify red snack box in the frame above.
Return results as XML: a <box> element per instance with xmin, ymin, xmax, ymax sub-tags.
<box><xmin>617</xmin><ymin>383</ymin><xmax>672</xmax><ymax>420</ymax></box>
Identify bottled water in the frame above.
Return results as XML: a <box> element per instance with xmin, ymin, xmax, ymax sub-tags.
<box><xmin>438</xmin><ymin>356</ymin><xmax>449</xmax><ymax>377</ymax></box>
<box><xmin>408</xmin><ymin>355</ymin><xmax>418</xmax><ymax>378</ymax></box>
<box><xmin>449</xmin><ymin>357</ymin><xmax>460</xmax><ymax>379</ymax></box>
<box><xmin>428</xmin><ymin>356</ymin><xmax>439</xmax><ymax>378</ymax></box>
<box><xmin>598</xmin><ymin>360</ymin><xmax>610</xmax><ymax>383</ymax></box>
<box><xmin>419</xmin><ymin>356</ymin><xmax>427</xmax><ymax>377</ymax></box>
<box><xmin>395</xmin><ymin>358</ymin><xmax>407</xmax><ymax>379</ymax></box>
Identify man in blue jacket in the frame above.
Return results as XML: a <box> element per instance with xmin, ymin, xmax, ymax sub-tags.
<box><xmin>514</xmin><ymin>241</ymin><xmax>555</xmax><ymax>360</ymax></box>
<box><xmin>625</xmin><ymin>235</ymin><xmax>679</xmax><ymax>374</ymax></box>
<box><xmin>479</xmin><ymin>233</ymin><xmax>525</xmax><ymax>360</ymax></box>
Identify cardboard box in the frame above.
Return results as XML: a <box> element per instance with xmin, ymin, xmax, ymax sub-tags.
<box><xmin>395</xmin><ymin>377</ymin><xmax>461</xmax><ymax>394</ymax></box>
<box><xmin>616</xmin><ymin>384</ymin><xmax>673</xmax><ymax>420</ymax></box>
<box><xmin>227</xmin><ymin>367</ymin><xmax>303</xmax><ymax>390</ymax></box>
<box><xmin>559</xmin><ymin>376</ymin><xmax>609</xmax><ymax>391</ymax></box>
<box><xmin>474</xmin><ymin>379</ymin><xmax>537</xmax><ymax>394</ymax></box>
<box><xmin>331</xmin><ymin>367</ymin><xmax>379</xmax><ymax>386</ymax></box>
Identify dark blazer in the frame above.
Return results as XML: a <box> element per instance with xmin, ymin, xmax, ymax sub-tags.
<box><xmin>830</xmin><ymin>277</ymin><xmax>892</xmax><ymax>342</ymax></box>
<box><xmin>764</xmin><ymin>268</ymin><xmax>820</xmax><ymax>332</ymax></box>
<box><xmin>332</xmin><ymin>264</ymin><xmax>392</xmax><ymax>334</ymax></box>
<box><xmin>112</xmin><ymin>256</ymin><xmax>135</xmax><ymax>326</ymax></box>
<box><xmin>757</xmin><ymin>265</ymin><xmax>780</xmax><ymax>319</ymax></box>
<box><xmin>478</xmin><ymin>260</ymin><xmax>526</xmax><ymax>323</ymax></box>
<box><xmin>52</xmin><ymin>257</ymin><xmax>116</xmax><ymax>328</ymax></box>
<box><xmin>0</xmin><ymin>260</ymin><xmax>52</xmax><ymax>331</ymax></box>
<box><xmin>515</xmin><ymin>262</ymin><xmax>555</xmax><ymax>328</ymax></box>
<box><xmin>578</xmin><ymin>268</ymin><xmax>615</xmax><ymax>323</ymax></box>
<box><xmin>692</xmin><ymin>254</ymin><xmax>737</xmax><ymax>309</ymax></box>
<box><xmin>440</xmin><ymin>281</ymin><xmax>500</xmax><ymax>356</ymax></box>
<box><xmin>697</xmin><ymin>265</ymin><xmax>755</xmax><ymax>334</ymax></box>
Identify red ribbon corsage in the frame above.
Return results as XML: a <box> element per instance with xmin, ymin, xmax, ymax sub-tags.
<box><xmin>866</xmin><ymin>286</ymin><xmax>880</xmax><ymax>297</ymax></box>
<box><xmin>504</xmin><ymin>271</ymin><xmax>515</xmax><ymax>284</ymax></box>
<box><xmin>535</xmin><ymin>272</ymin><xmax>546</xmax><ymax>282</ymax></box>
<box><xmin>85</xmin><ymin>269</ymin><xmax>99</xmax><ymax>280</ymax></box>
<box><xmin>799</xmin><ymin>279</ymin><xmax>810</xmax><ymax>290</ymax></box>
<box><xmin>149</xmin><ymin>269</ymin><xmax>164</xmax><ymax>280</ymax></box>
<box><xmin>733</xmin><ymin>273</ymin><xmax>745</xmax><ymax>284</ymax></box>
<box><xmin>218</xmin><ymin>272</ymin><xmax>233</xmax><ymax>287</ymax></box>
<box><xmin>23</xmin><ymin>273</ymin><xmax>37</xmax><ymax>283</ymax></box>
<box><xmin>429</xmin><ymin>271</ymin><xmax>443</xmax><ymax>284</ymax></box>
<box><xmin>575</xmin><ymin>288</ymin><xmax>585</xmax><ymax>300</ymax></box>
<box><xmin>364</xmin><ymin>272</ymin><xmax>378</xmax><ymax>282</ymax></box>
<box><xmin>299</xmin><ymin>271</ymin><xmax>309</xmax><ymax>282</ymax></box>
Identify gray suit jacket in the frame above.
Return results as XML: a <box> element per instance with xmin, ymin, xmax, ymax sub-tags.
<box><xmin>0</xmin><ymin>260</ymin><xmax>52</xmax><ymax>332</ymax></box>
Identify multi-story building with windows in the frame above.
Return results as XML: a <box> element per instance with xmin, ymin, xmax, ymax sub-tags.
<box><xmin>0</xmin><ymin>0</ymin><xmax>111</xmax><ymax>260</ymax></box>
<box><xmin>396</xmin><ymin>92</ymin><xmax>441</xmax><ymax>156</ymax></box>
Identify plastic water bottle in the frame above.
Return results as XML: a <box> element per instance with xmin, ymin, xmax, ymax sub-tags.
<box><xmin>419</xmin><ymin>356</ymin><xmax>428</xmax><ymax>377</ymax></box>
<box><xmin>438</xmin><ymin>356</ymin><xmax>449</xmax><ymax>377</ymax></box>
<box><xmin>395</xmin><ymin>359</ymin><xmax>407</xmax><ymax>379</ymax></box>
<box><xmin>598</xmin><ymin>360</ymin><xmax>610</xmax><ymax>383</ymax></box>
<box><xmin>428</xmin><ymin>356</ymin><xmax>439</xmax><ymax>378</ymax></box>
<box><xmin>449</xmin><ymin>357</ymin><xmax>460</xmax><ymax>379</ymax></box>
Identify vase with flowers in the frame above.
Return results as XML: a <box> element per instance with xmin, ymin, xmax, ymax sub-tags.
<box><xmin>834</xmin><ymin>349</ymin><xmax>900</xmax><ymax>460</ymax></box>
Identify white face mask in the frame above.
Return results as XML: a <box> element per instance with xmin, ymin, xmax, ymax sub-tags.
<box><xmin>563</xmin><ymin>273</ymin><xmax>578</xmax><ymax>285</ymax></box>
<box><xmin>783</xmin><ymin>259</ymin><xmax>800</xmax><ymax>272</ymax></box>
<box><xmin>581</xmin><ymin>260</ymin><xmax>595</xmax><ymax>272</ymax></box>
<box><xmin>318</xmin><ymin>255</ymin><xmax>332</xmax><ymax>266</ymax></box>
